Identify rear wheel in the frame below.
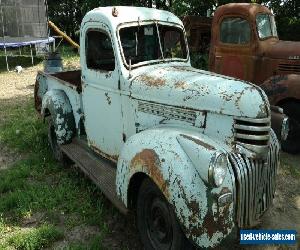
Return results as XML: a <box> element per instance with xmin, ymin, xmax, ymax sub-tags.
<box><xmin>280</xmin><ymin>101</ymin><xmax>300</xmax><ymax>154</ymax></box>
<box><xmin>48</xmin><ymin>116</ymin><xmax>73</xmax><ymax>166</ymax></box>
<box><xmin>137</xmin><ymin>178</ymin><xmax>193</xmax><ymax>250</ymax></box>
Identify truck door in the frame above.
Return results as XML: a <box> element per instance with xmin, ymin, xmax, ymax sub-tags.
<box><xmin>213</xmin><ymin>16</ymin><xmax>254</xmax><ymax>82</ymax></box>
<box><xmin>81</xmin><ymin>23</ymin><xmax>123</xmax><ymax>160</ymax></box>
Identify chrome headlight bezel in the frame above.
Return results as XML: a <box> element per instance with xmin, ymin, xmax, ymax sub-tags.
<box><xmin>208</xmin><ymin>152</ymin><xmax>229</xmax><ymax>187</ymax></box>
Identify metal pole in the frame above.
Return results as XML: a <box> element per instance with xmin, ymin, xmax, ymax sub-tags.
<box><xmin>30</xmin><ymin>44</ymin><xmax>34</xmax><ymax>65</ymax></box>
<box><xmin>0</xmin><ymin>0</ymin><xmax>9</xmax><ymax>71</ymax></box>
<box><xmin>4</xmin><ymin>44</ymin><xmax>9</xmax><ymax>71</ymax></box>
<box><xmin>44</xmin><ymin>0</ymin><xmax>52</xmax><ymax>51</ymax></box>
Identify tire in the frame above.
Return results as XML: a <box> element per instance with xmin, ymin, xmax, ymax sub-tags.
<box><xmin>48</xmin><ymin>116</ymin><xmax>73</xmax><ymax>166</ymax></box>
<box><xmin>280</xmin><ymin>101</ymin><xmax>300</xmax><ymax>154</ymax></box>
<box><xmin>137</xmin><ymin>178</ymin><xmax>193</xmax><ymax>250</ymax></box>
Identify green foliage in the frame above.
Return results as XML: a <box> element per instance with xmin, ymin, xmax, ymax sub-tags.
<box><xmin>8</xmin><ymin>224</ymin><xmax>63</xmax><ymax>250</ymax></box>
<box><xmin>0</xmin><ymin>97</ymin><xmax>115</xmax><ymax>248</ymax></box>
<box><xmin>47</xmin><ymin>1</ymin><xmax>299</xmax><ymax>42</ymax></box>
<box><xmin>190</xmin><ymin>52</ymin><xmax>209</xmax><ymax>70</ymax></box>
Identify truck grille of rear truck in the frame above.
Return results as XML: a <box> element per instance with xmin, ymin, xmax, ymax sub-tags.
<box><xmin>229</xmin><ymin>130</ymin><xmax>279</xmax><ymax>228</ymax></box>
<box><xmin>278</xmin><ymin>63</ymin><xmax>300</xmax><ymax>74</ymax></box>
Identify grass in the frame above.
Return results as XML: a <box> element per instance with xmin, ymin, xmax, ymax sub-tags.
<box><xmin>7</xmin><ymin>224</ymin><xmax>63</xmax><ymax>250</ymax></box>
<box><xmin>0</xmin><ymin>97</ymin><xmax>111</xmax><ymax>248</ymax></box>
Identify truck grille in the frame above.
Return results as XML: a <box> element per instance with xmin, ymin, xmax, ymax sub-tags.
<box><xmin>234</xmin><ymin>117</ymin><xmax>270</xmax><ymax>155</ymax></box>
<box><xmin>229</xmin><ymin>130</ymin><xmax>279</xmax><ymax>228</ymax></box>
<box><xmin>278</xmin><ymin>63</ymin><xmax>300</xmax><ymax>73</ymax></box>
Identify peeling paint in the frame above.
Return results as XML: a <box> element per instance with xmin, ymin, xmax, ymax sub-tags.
<box><xmin>136</xmin><ymin>74</ymin><xmax>166</xmax><ymax>87</ymax></box>
<box><xmin>130</xmin><ymin>149</ymin><xmax>170</xmax><ymax>199</ymax></box>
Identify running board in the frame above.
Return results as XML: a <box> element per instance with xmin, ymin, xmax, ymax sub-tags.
<box><xmin>60</xmin><ymin>138</ymin><xmax>128</xmax><ymax>214</ymax></box>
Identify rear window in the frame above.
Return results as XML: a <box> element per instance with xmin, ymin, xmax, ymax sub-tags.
<box><xmin>220</xmin><ymin>17</ymin><xmax>251</xmax><ymax>44</ymax></box>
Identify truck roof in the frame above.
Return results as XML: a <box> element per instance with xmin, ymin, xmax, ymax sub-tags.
<box><xmin>214</xmin><ymin>3</ymin><xmax>272</xmax><ymax>20</ymax></box>
<box><xmin>83</xmin><ymin>6</ymin><xmax>183</xmax><ymax>31</ymax></box>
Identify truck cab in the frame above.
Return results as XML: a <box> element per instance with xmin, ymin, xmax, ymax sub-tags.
<box><xmin>35</xmin><ymin>6</ymin><xmax>280</xmax><ymax>249</ymax></box>
<box><xmin>207</xmin><ymin>3</ymin><xmax>300</xmax><ymax>153</ymax></box>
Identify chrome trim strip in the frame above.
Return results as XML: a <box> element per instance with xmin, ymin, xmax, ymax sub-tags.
<box><xmin>234</xmin><ymin>124</ymin><xmax>270</xmax><ymax>132</ymax></box>
<box><xmin>236</xmin><ymin>117</ymin><xmax>271</xmax><ymax>123</ymax></box>
<box><xmin>235</xmin><ymin>133</ymin><xmax>270</xmax><ymax>141</ymax></box>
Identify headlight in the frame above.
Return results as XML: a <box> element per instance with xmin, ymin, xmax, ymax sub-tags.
<box><xmin>281</xmin><ymin>117</ymin><xmax>289</xmax><ymax>141</ymax></box>
<box><xmin>208</xmin><ymin>153</ymin><xmax>228</xmax><ymax>187</ymax></box>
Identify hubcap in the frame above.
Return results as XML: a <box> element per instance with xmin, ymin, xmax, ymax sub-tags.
<box><xmin>146</xmin><ymin>197</ymin><xmax>173</xmax><ymax>249</ymax></box>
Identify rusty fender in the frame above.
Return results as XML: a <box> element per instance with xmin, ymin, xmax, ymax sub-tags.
<box><xmin>116</xmin><ymin>128</ymin><xmax>235</xmax><ymax>248</ymax></box>
<box><xmin>41</xmin><ymin>89</ymin><xmax>75</xmax><ymax>144</ymax></box>
<box><xmin>260</xmin><ymin>74</ymin><xmax>300</xmax><ymax>105</ymax></box>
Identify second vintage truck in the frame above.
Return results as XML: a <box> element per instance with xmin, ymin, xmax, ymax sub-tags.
<box><xmin>184</xmin><ymin>3</ymin><xmax>299</xmax><ymax>153</ymax></box>
<box><xmin>35</xmin><ymin>6</ymin><xmax>280</xmax><ymax>249</ymax></box>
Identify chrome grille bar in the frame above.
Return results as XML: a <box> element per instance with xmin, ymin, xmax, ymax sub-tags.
<box><xmin>229</xmin><ymin>130</ymin><xmax>279</xmax><ymax>228</ymax></box>
<box><xmin>234</xmin><ymin>117</ymin><xmax>271</xmax><ymax>157</ymax></box>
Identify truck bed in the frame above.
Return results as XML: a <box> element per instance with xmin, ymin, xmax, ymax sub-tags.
<box><xmin>50</xmin><ymin>70</ymin><xmax>82</xmax><ymax>92</ymax></box>
<box><xmin>34</xmin><ymin>69</ymin><xmax>82</xmax><ymax>113</ymax></box>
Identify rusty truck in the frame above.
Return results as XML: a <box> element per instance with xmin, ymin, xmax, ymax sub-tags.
<box><xmin>35</xmin><ymin>6</ymin><xmax>280</xmax><ymax>249</ymax></box>
<box><xmin>184</xmin><ymin>3</ymin><xmax>300</xmax><ymax>153</ymax></box>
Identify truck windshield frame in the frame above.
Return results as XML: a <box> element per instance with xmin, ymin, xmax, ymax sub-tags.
<box><xmin>256</xmin><ymin>13</ymin><xmax>278</xmax><ymax>40</ymax></box>
<box><xmin>117</xmin><ymin>21</ymin><xmax>189</xmax><ymax>69</ymax></box>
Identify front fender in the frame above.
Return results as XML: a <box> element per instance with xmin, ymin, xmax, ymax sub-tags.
<box><xmin>261</xmin><ymin>74</ymin><xmax>300</xmax><ymax>105</ymax></box>
<box><xmin>41</xmin><ymin>89</ymin><xmax>75</xmax><ymax>144</ymax></box>
<box><xmin>116</xmin><ymin>128</ymin><xmax>235</xmax><ymax>248</ymax></box>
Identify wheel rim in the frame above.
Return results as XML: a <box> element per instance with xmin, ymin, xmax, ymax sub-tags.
<box><xmin>145</xmin><ymin>197</ymin><xmax>173</xmax><ymax>249</ymax></box>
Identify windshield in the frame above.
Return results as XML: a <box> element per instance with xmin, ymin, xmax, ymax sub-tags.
<box><xmin>256</xmin><ymin>13</ymin><xmax>278</xmax><ymax>39</ymax></box>
<box><xmin>119</xmin><ymin>23</ymin><xmax>188</xmax><ymax>66</ymax></box>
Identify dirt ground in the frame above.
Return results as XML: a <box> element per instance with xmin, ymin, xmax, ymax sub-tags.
<box><xmin>0</xmin><ymin>66</ymin><xmax>299</xmax><ymax>249</ymax></box>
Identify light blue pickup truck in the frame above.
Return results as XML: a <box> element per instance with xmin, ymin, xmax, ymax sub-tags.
<box><xmin>34</xmin><ymin>6</ymin><xmax>280</xmax><ymax>249</ymax></box>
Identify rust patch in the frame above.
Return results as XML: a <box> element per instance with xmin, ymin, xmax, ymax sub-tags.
<box><xmin>131</xmin><ymin>149</ymin><xmax>169</xmax><ymax>198</ymax></box>
<box><xmin>202</xmin><ymin>203</ymin><xmax>231</xmax><ymax>239</ymax></box>
<box><xmin>188</xmin><ymin>200</ymin><xmax>200</xmax><ymax>224</ymax></box>
<box><xmin>174</xmin><ymin>81</ymin><xmax>187</xmax><ymax>89</ymax></box>
<box><xmin>176</xmin><ymin>179</ymin><xmax>202</xmax><ymax>228</ymax></box>
<box><xmin>89</xmin><ymin>140</ymin><xmax>118</xmax><ymax>163</ymax></box>
<box><xmin>181</xmin><ymin>134</ymin><xmax>216</xmax><ymax>151</ymax></box>
<box><xmin>137</xmin><ymin>75</ymin><xmax>166</xmax><ymax>87</ymax></box>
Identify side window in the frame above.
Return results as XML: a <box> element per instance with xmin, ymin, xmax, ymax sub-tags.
<box><xmin>220</xmin><ymin>17</ymin><xmax>251</xmax><ymax>44</ymax></box>
<box><xmin>86</xmin><ymin>30</ymin><xmax>115</xmax><ymax>71</ymax></box>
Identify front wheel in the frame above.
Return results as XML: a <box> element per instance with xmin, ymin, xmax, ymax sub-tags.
<box><xmin>280</xmin><ymin>101</ymin><xmax>300</xmax><ymax>154</ymax></box>
<box><xmin>48</xmin><ymin>117</ymin><xmax>72</xmax><ymax>166</ymax></box>
<box><xmin>137</xmin><ymin>178</ymin><xmax>193</xmax><ymax>250</ymax></box>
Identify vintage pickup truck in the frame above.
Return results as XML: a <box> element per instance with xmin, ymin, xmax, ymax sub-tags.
<box><xmin>34</xmin><ymin>6</ymin><xmax>280</xmax><ymax>249</ymax></box>
<box><xmin>184</xmin><ymin>3</ymin><xmax>299</xmax><ymax>153</ymax></box>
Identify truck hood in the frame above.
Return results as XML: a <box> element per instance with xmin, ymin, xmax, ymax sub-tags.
<box><xmin>264</xmin><ymin>40</ymin><xmax>300</xmax><ymax>59</ymax></box>
<box><xmin>129</xmin><ymin>64</ymin><xmax>269</xmax><ymax>118</ymax></box>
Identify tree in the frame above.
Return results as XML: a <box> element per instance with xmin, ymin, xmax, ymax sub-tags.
<box><xmin>47</xmin><ymin>0</ymin><xmax>299</xmax><ymax>41</ymax></box>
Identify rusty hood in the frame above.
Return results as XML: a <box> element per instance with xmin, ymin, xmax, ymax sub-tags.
<box><xmin>264</xmin><ymin>40</ymin><xmax>300</xmax><ymax>59</ymax></box>
<box><xmin>129</xmin><ymin>64</ymin><xmax>269</xmax><ymax>118</ymax></box>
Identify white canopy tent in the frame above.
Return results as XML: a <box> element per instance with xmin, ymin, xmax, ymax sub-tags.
<box><xmin>0</xmin><ymin>0</ymin><xmax>54</xmax><ymax>71</ymax></box>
